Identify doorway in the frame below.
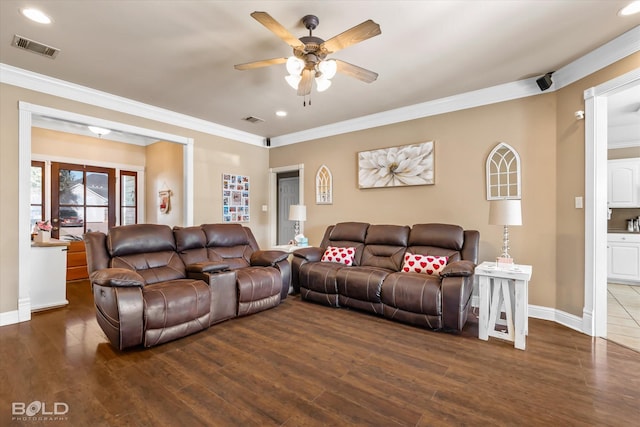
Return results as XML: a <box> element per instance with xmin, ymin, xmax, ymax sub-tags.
<box><xmin>269</xmin><ymin>164</ymin><xmax>304</xmax><ymax>247</ymax></box>
<box><xmin>15</xmin><ymin>102</ymin><xmax>194</xmax><ymax>324</ymax></box>
<box><xmin>584</xmin><ymin>68</ymin><xmax>640</xmax><ymax>338</ymax></box>
<box><xmin>277</xmin><ymin>171</ymin><xmax>299</xmax><ymax>245</ymax></box>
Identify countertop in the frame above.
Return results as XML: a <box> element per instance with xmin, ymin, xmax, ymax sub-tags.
<box><xmin>608</xmin><ymin>229</ymin><xmax>640</xmax><ymax>234</ymax></box>
<box><xmin>31</xmin><ymin>238</ymin><xmax>71</xmax><ymax>248</ymax></box>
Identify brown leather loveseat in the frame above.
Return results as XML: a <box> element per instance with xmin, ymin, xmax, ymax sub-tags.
<box><xmin>291</xmin><ymin>222</ymin><xmax>479</xmax><ymax>331</ymax></box>
<box><xmin>84</xmin><ymin>223</ymin><xmax>289</xmax><ymax>350</ymax></box>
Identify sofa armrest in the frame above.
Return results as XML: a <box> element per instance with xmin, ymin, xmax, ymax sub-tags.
<box><xmin>292</xmin><ymin>247</ymin><xmax>324</xmax><ymax>263</ymax></box>
<box><xmin>440</xmin><ymin>260</ymin><xmax>475</xmax><ymax>278</ymax></box>
<box><xmin>90</xmin><ymin>268</ymin><xmax>145</xmax><ymax>288</ymax></box>
<box><xmin>250</xmin><ymin>250</ymin><xmax>288</xmax><ymax>267</ymax></box>
<box><xmin>186</xmin><ymin>262</ymin><xmax>229</xmax><ymax>274</ymax></box>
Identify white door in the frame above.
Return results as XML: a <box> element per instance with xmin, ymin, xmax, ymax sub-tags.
<box><xmin>278</xmin><ymin>176</ymin><xmax>299</xmax><ymax>244</ymax></box>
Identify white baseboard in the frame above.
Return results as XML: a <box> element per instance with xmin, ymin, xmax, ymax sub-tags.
<box><xmin>471</xmin><ymin>295</ymin><xmax>586</xmax><ymax>334</ymax></box>
<box><xmin>0</xmin><ymin>310</ymin><xmax>20</xmax><ymax>327</ymax></box>
<box><xmin>528</xmin><ymin>304</ymin><xmax>584</xmax><ymax>333</ymax></box>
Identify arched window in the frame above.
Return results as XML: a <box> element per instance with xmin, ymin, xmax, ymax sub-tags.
<box><xmin>316</xmin><ymin>165</ymin><xmax>333</xmax><ymax>204</ymax></box>
<box><xmin>486</xmin><ymin>142</ymin><xmax>521</xmax><ymax>200</ymax></box>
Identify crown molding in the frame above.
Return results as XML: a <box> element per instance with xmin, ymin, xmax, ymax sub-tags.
<box><xmin>271</xmin><ymin>25</ymin><xmax>640</xmax><ymax>147</ymax></box>
<box><xmin>0</xmin><ymin>63</ymin><xmax>265</xmax><ymax>147</ymax></box>
<box><xmin>1</xmin><ymin>25</ymin><xmax>638</xmax><ymax>147</ymax></box>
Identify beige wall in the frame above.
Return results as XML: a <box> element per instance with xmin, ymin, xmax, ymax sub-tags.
<box><xmin>145</xmin><ymin>141</ymin><xmax>183</xmax><ymax>226</ymax></box>
<box><xmin>0</xmin><ymin>84</ymin><xmax>270</xmax><ymax>313</ymax></box>
<box><xmin>31</xmin><ymin>127</ymin><xmax>147</xmax><ymax>166</ymax></box>
<box><xmin>270</xmin><ymin>52</ymin><xmax>640</xmax><ymax>316</ymax></box>
<box><xmin>270</xmin><ymin>94</ymin><xmax>558</xmax><ymax>309</ymax></box>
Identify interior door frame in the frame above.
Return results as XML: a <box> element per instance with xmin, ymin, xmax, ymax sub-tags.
<box><xmin>16</xmin><ymin>102</ymin><xmax>194</xmax><ymax>324</ymax></box>
<box><xmin>269</xmin><ymin>164</ymin><xmax>304</xmax><ymax>247</ymax></box>
<box><xmin>583</xmin><ymin>68</ymin><xmax>640</xmax><ymax>337</ymax></box>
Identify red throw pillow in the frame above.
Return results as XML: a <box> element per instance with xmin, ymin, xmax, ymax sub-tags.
<box><xmin>321</xmin><ymin>246</ymin><xmax>355</xmax><ymax>266</ymax></box>
<box><xmin>402</xmin><ymin>253</ymin><xmax>448</xmax><ymax>276</ymax></box>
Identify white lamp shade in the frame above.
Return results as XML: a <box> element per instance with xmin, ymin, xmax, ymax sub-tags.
<box><xmin>286</xmin><ymin>56</ymin><xmax>305</xmax><ymax>76</ymax></box>
<box><xmin>285</xmin><ymin>74</ymin><xmax>301</xmax><ymax>90</ymax></box>
<box><xmin>315</xmin><ymin>76</ymin><xmax>332</xmax><ymax>92</ymax></box>
<box><xmin>318</xmin><ymin>59</ymin><xmax>337</xmax><ymax>79</ymax></box>
<box><xmin>289</xmin><ymin>204</ymin><xmax>307</xmax><ymax>222</ymax></box>
<box><xmin>489</xmin><ymin>199</ymin><xmax>522</xmax><ymax>226</ymax></box>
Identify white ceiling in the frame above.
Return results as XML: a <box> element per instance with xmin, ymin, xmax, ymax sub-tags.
<box><xmin>1</xmin><ymin>0</ymin><xmax>639</xmax><ymax>140</ymax></box>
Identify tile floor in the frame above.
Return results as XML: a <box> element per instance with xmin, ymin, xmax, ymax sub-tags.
<box><xmin>608</xmin><ymin>283</ymin><xmax>640</xmax><ymax>352</ymax></box>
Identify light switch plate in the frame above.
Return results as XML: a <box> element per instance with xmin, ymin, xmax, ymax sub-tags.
<box><xmin>575</xmin><ymin>196</ymin><xmax>583</xmax><ymax>209</ymax></box>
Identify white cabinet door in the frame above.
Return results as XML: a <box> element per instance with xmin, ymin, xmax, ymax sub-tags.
<box><xmin>608</xmin><ymin>242</ymin><xmax>640</xmax><ymax>281</ymax></box>
<box><xmin>608</xmin><ymin>159</ymin><xmax>640</xmax><ymax>207</ymax></box>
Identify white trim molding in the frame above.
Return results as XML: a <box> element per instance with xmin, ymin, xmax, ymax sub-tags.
<box><xmin>1</xmin><ymin>64</ymin><xmax>265</xmax><ymax>147</ymax></box>
<box><xmin>583</xmin><ymin>68</ymin><xmax>640</xmax><ymax>337</ymax></box>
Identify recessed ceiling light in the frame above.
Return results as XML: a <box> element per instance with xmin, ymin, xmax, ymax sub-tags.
<box><xmin>619</xmin><ymin>1</ymin><xmax>640</xmax><ymax>16</ymax></box>
<box><xmin>88</xmin><ymin>126</ymin><xmax>111</xmax><ymax>137</ymax></box>
<box><xmin>21</xmin><ymin>8</ymin><xmax>52</xmax><ymax>24</ymax></box>
<box><xmin>275</xmin><ymin>111</ymin><xmax>287</xmax><ymax>117</ymax></box>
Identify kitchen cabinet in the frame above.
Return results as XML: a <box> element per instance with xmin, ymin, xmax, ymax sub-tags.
<box><xmin>607</xmin><ymin>233</ymin><xmax>640</xmax><ymax>283</ymax></box>
<box><xmin>608</xmin><ymin>158</ymin><xmax>640</xmax><ymax>208</ymax></box>
<box><xmin>30</xmin><ymin>240</ymin><xmax>70</xmax><ymax>311</ymax></box>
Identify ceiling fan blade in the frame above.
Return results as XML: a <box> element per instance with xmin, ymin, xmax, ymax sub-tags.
<box><xmin>321</xmin><ymin>20</ymin><xmax>381</xmax><ymax>54</ymax></box>
<box><xmin>234</xmin><ymin>57</ymin><xmax>287</xmax><ymax>70</ymax></box>
<box><xmin>297</xmin><ymin>69</ymin><xmax>313</xmax><ymax>96</ymax></box>
<box><xmin>335</xmin><ymin>60</ymin><xmax>378</xmax><ymax>83</ymax></box>
<box><xmin>251</xmin><ymin>11</ymin><xmax>305</xmax><ymax>50</ymax></box>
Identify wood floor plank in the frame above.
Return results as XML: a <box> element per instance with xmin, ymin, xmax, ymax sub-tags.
<box><xmin>1</xmin><ymin>280</ymin><xmax>639</xmax><ymax>426</ymax></box>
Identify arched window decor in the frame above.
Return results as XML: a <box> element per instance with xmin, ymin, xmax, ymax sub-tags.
<box><xmin>316</xmin><ymin>164</ymin><xmax>333</xmax><ymax>204</ymax></box>
<box><xmin>486</xmin><ymin>142</ymin><xmax>521</xmax><ymax>200</ymax></box>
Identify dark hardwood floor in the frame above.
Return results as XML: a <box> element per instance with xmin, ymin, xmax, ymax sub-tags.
<box><xmin>1</xmin><ymin>280</ymin><xmax>639</xmax><ymax>426</ymax></box>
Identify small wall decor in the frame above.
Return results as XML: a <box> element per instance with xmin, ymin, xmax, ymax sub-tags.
<box><xmin>358</xmin><ymin>141</ymin><xmax>435</xmax><ymax>188</ymax></box>
<box><xmin>158</xmin><ymin>189</ymin><xmax>172</xmax><ymax>214</ymax></box>
<box><xmin>316</xmin><ymin>164</ymin><xmax>333</xmax><ymax>204</ymax></box>
<box><xmin>486</xmin><ymin>142</ymin><xmax>521</xmax><ymax>200</ymax></box>
<box><xmin>222</xmin><ymin>173</ymin><xmax>250</xmax><ymax>222</ymax></box>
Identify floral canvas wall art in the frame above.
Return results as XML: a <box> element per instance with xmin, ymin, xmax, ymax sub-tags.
<box><xmin>358</xmin><ymin>141</ymin><xmax>435</xmax><ymax>188</ymax></box>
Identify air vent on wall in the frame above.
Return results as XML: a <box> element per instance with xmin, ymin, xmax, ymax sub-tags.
<box><xmin>242</xmin><ymin>116</ymin><xmax>265</xmax><ymax>124</ymax></box>
<box><xmin>12</xmin><ymin>35</ymin><xmax>60</xmax><ymax>59</ymax></box>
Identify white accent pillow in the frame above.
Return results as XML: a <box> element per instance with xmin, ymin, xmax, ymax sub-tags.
<box><xmin>402</xmin><ymin>253</ymin><xmax>448</xmax><ymax>275</ymax></box>
<box><xmin>321</xmin><ymin>246</ymin><xmax>355</xmax><ymax>266</ymax></box>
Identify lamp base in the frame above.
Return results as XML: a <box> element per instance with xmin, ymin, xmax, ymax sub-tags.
<box><xmin>496</xmin><ymin>256</ymin><xmax>514</xmax><ymax>267</ymax></box>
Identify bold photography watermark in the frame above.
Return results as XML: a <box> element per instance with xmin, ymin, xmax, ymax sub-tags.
<box><xmin>11</xmin><ymin>401</ymin><xmax>69</xmax><ymax>422</ymax></box>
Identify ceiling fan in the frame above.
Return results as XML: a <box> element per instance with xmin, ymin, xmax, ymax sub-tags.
<box><xmin>234</xmin><ymin>12</ymin><xmax>381</xmax><ymax>99</ymax></box>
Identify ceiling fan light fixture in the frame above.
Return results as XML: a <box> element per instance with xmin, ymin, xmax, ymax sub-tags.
<box><xmin>286</xmin><ymin>56</ymin><xmax>304</xmax><ymax>76</ymax></box>
<box><xmin>318</xmin><ymin>59</ymin><xmax>337</xmax><ymax>80</ymax></box>
<box><xmin>315</xmin><ymin>76</ymin><xmax>332</xmax><ymax>92</ymax></box>
<box><xmin>285</xmin><ymin>74</ymin><xmax>302</xmax><ymax>90</ymax></box>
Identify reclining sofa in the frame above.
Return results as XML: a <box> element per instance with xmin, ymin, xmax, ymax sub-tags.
<box><xmin>291</xmin><ymin>222</ymin><xmax>479</xmax><ymax>331</ymax></box>
<box><xmin>84</xmin><ymin>223</ymin><xmax>289</xmax><ymax>350</ymax></box>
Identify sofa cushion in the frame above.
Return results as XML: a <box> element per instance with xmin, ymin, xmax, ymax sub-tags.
<box><xmin>321</xmin><ymin>246</ymin><xmax>356</xmax><ymax>266</ymax></box>
<box><xmin>142</xmin><ymin>279</ymin><xmax>211</xmax><ymax>347</ymax></box>
<box><xmin>329</xmin><ymin>222</ymin><xmax>369</xmax><ymax>242</ymax></box>
<box><xmin>407</xmin><ymin>223</ymin><xmax>464</xmax><ymax>263</ymax></box>
<box><xmin>336</xmin><ymin>266</ymin><xmax>392</xmax><ymax>303</ymax></box>
<box><xmin>299</xmin><ymin>261</ymin><xmax>343</xmax><ymax>294</ymax></box>
<box><xmin>111</xmin><ymin>251</ymin><xmax>186</xmax><ymax>284</ymax></box>
<box><xmin>381</xmin><ymin>272</ymin><xmax>442</xmax><ymax>316</ymax></box>
<box><xmin>402</xmin><ymin>253</ymin><xmax>448</xmax><ymax>275</ymax></box>
<box><xmin>109</xmin><ymin>224</ymin><xmax>176</xmax><ymax>257</ymax></box>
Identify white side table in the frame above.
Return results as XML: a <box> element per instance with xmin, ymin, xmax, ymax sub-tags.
<box><xmin>475</xmin><ymin>261</ymin><xmax>533</xmax><ymax>350</ymax></box>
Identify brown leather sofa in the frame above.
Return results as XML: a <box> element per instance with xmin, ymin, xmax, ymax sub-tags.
<box><xmin>291</xmin><ymin>222</ymin><xmax>479</xmax><ymax>331</ymax></box>
<box><xmin>84</xmin><ymin>223</ymin><xmax>289</xmax><ymax>350</ymax></box>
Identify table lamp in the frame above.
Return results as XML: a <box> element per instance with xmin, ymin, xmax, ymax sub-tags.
<box><xmin>489</xmin><ymin>199</ymin><xmax>522</xmax><ymax>265</ymax></box>
<box><xmin>288</xmin><ymin>204</ymin><xmax>307</xmax><ymax>244</ymax></box>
